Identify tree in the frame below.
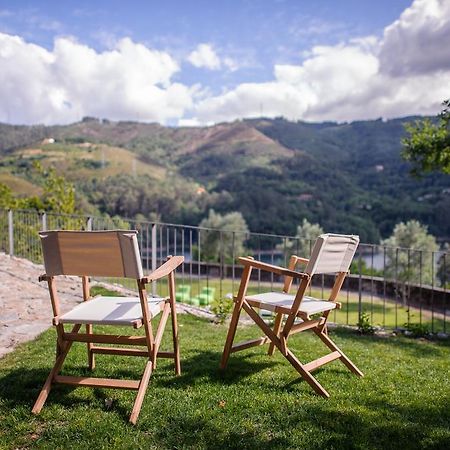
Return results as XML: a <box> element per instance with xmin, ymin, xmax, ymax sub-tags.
<box><xmin>0</xmin><ymin>162</ymin><xmax>77</xmax><ymax>214</ymax></box>
<box><xmin>277</xmin><ymin>218</ymin><xmax>324</xmax><ymax>260</ymax></box>
<box><xmin>39</xmin><ymin>165</ymin><xmax>76</xmax><ymax>214</ymax></box>
<box><xmin>0</xmin><ymin>183</ymin><xmax>21</xmax><ymax>209</ymax></box>
<box><xmin>402</xmin><ymin>99</ymin><xmax>450</xmax><ymax>175</ymax></box>
<box><xmin>382</xmin><ymin>220</ymin><xmax>439</xmax><ymax>286</ymax></box>
<box><xmin>198</xmin><ymin>210</ymin><xmax>249</xmax><ymax>262</ymax></box>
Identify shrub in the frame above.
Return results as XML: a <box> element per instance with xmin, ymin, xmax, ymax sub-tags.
<box><xmin>357</xmin><ymin>312</ymin><xmax>375</xmax><ymax>334</ymax></box>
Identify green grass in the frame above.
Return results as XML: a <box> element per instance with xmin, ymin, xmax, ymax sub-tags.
<box><xmin>0</xmin><ymin>315</ymin><xmax>449</xmax><ymax>449</ymax></box>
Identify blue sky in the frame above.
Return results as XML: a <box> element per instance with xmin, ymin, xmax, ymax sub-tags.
<box><xmin>0</xmin><ymin>0</ymin><xmax>449</xmax><ymax>125</ymax></box>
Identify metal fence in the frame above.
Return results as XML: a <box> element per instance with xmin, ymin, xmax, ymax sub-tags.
<box><xmin>1</xmin><ymin>208</ymin><xmax>448</xmax><ymax>333</ymax></box>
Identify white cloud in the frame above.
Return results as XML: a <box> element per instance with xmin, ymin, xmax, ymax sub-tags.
<box><xmin>379</xmin><ymin>0</ymin><xmax>450</xmax><ymax>76</ymax></box>
<box><xmin>190</xmin><ymin>0</ymin><xmax>450</xmax><ymax>124</ymax></box>
<box><xmin>0</xmin><ymin>33</ymin><xmax>193</xmax><ymax>124</ymax></box>
<box><xmin>1</xmin><ymin>0</ymin><xmax>449</xmax><ymax>126</ymax></box>
<box><xmin>187</xmin><ymin>43</ymin><xmax>221</xmax><ymax>70</ymax></box>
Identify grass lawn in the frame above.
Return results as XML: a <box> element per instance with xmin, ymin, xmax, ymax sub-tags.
<box><xmin>0</xmin><ymin>314</ymin><xmax>449</xmax><ymax>449</ymax></box>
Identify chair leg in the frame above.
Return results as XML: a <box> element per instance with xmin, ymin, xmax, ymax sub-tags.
<box><xmin>284</xmin><ymin>348</ymin><xmax>330</xmax><ymax>398</ymax></box>
<box><xmin>129</xmin><ymin>360</ymin><xmax>153</xmax><ymax>425</ymax></box>
<box><xmin>170</xmin><ymin>303</ymin><xmax>181</xmax><ymax>375</ymax></box>
<box><xmin>268</xmin><ymin>312</ymin><xmax>283</xmax><ymax>356</ymax></box>
<box><xmin>152</xmin><ymin>304</ymin><xmax>170</xmax><ymax>370</ymax></box>
<box><xmin>242</xmin><ymin>302</ymin><xmax>329</xmax><ymax>397</ymax></box>
<box><xmin>314</xmin><ymin>328</ymin><xmax>363</xmax><ymax>377</ymax></box>
<box><xmin>32</xmin><ymin>324</ymin><xmax>81</xmax><ymax>414</ymax></box>
<box><xmin>86</xmin><ymin>324</ymin><xmax>95</xmax><ymax>370</ymax></box>
<box><xmin>220</xmin><ymin>301</ymin><xmax>242</xmax><ymax>370</ymax></box>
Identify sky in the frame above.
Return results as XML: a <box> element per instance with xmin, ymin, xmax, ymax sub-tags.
<box><xmin>0</xmin><ymin>0</ymin><xmax>449</xmax><ymax>126</ymax></box>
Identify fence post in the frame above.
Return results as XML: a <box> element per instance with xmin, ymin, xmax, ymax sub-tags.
<box><xmin>151</xmin><ymin>223</ymin><xmax>157</xmax><ymax>296</ymax></box>
<box><xmin>8</xmin><ymin>209</ymin><xmax>14</xmax><ymax>256</ymax></box>
<box><xmin>358</xmin><ymin>250</ymin><xmax>362</xmax><ymax>324</ymax></box>
<box><xmin>86</xmin><ymin>216</ymin><xmax>93</xmax><ymax>231</ymax></box>
<box><xmin>41</xmin><ymin>212</ymin><xmax>47</xmax><ymax>231</ymax></box>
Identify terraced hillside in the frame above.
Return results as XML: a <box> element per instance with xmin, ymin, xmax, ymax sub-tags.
<box><xmin>0</xmin><ymin>116</ymin><xmax>449</xmax><ymax>242</ymax></box>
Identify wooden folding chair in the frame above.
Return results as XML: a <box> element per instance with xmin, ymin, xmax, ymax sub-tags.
<box><xmin>220</xmin><ymin>233</ymin><xmax>363</xmax><ymax>397</ymax></box>
<box><xmin>32</xmin><ymin>230</ymin><xmax>184</xmax><ymax>424</ymax></box>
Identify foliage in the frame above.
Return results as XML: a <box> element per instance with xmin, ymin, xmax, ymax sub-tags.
<box><xmin>402</xmin><ymin>99</ymin><xmax>450</xmax><ymax>175</ymax></box>
<box><xmin>277</xmin><ymin>218</ymin><xmax>324</xmax><ymax>259</ymax></box>
<box><xmin>83</xmin><ymin>174</ymin><xmax>229</xmax><ymax>226</ymax></box>
<box><xmin>382</xmin><ymin>220</ymin><xmax>439</xmax><ymax>285</ymax></box>
<box><xmin>35</xmin><ymin>162</ymin><xmax>76</xmax><ymax>214</ymax></box>
<box><xmin>0</xmin><ymin>183</ymin><xmax>21</xmax><ymax>209</ymax></box>
<box><xmin>350</xmin><ymin>259</ymin><xmax>383</xmax><ymax>277</ymax></box>
<box><xmin>210</xmin><ymin>294</ymin><xmax>234</xmax><ymax>324</ymax></box>
<box><xmin>0</xmin><ymin>162</ymin><xmax>76</xmax><ymax>214</ymax></box>
<box><xmin>403</xmin><ymin>321</ymin><xmax>430</xmax><ymax>338</ymax></box>
<box><xmin>357</xmin><ymin>311</ymin><xmax>376</xmax><ymax>334</ymax></box>
<box><xmin>198</xmin><ymin>209</ymin><xmax>249</xmax><ymax>263</ymax></box>
<box><xmin>2</xmin><ymin>116</ymin><xmax>450</xmax><ymax>241</ymax></box>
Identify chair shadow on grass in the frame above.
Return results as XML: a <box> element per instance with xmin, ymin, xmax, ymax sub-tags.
<box><xmin>0</xmin><ymin>350</ymin><xmax>279</xmax><ymax>420</ymax></box>
<box><xmin>156</xmin><ymin>349</ymin><xmax>281</xmax><ymax>390</ymax></box>
<box><xmin>0</xmin><ymin>365</ymin><xmax>133</xmax><ymax>421</ymax></box>
<box><xmin>150</xmin><ymin>414</ymin><xmax>292</xmax><ymax>450</ymax></box>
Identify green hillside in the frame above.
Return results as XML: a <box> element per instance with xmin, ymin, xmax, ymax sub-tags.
<box><xmin>0</xmin><ymin>116</ymin><xmax>448</xmax><ymax>243</ymax></box>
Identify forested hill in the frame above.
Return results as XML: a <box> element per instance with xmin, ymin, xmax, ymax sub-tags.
<box><xmin>0</xmin><ymin>116</ymin><xmax>449</xmax><ymax>243</ymax></box>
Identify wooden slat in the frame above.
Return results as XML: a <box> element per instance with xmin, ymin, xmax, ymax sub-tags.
<box><xmin>129</xmin><ymin>361</ymin><xmax>153</xmax><ymax>424</ymax></box>
<box><xmin>90</xmin><ymin>347</ymin><xmax>175</xmax><ymax>358</ymax></box>
<box><xmin>220</xmin><ymin>263</ymin><xmax>253</xmax><ymax>370</ymax></box>
<box><xmin>328</xmin><ymin>271</ymin><xmax>347</xmax><ymax>301</ymax></box>
<box><xmin>63</xmin><ymin>333</ymin><xmax>147</xmax><ymax>346</ymax></box>
<box><xmin>156</xmin><ymin>351</ymin><xmax>175</xmax><ymax>358</ymax></box>
<box><xmin>303</xmin><ymin>351</ymin><xmax>341</xmax><ymax>373</ymax></box>
<box><xmin>314</xmin><ymin>329</ymin><xmax>364</xmax><ymax>377</ymax></box>
<box><xmin>91</xmin><ymin>347</ymin><xmax>149</xmax><ymax>357</ymax></box>
<box><xmin>283</xmin><ymin>255</ymin><xmax>300</xmax><ymax>293</ymax></box>
<box><xmin>289</xmin><ymin>318</ymin><xmax>324</xmax><ymax>335</ymax></box>
<box><xmin>54</xmin><ymin>375</ymin><xmax>140</xmax><ymax>390</ymax></box>
<box><xmin>241</xmin><ymin>301</ymin><xmax>330</xmax><ymax>397</ymax></box>
<box><xmin>142</xmin><ymin>255</ymin><xmax>184</xmax><ymax>283</ymax></box>
<box><xmin>238</xmin><ymin>257</ymin><xmax>309</xmax><ymax>279</ymax></box>
<box><xmin>230</xmin><ymin>337</ymin><xmax>269</xmax><ymax>353</ymax></box>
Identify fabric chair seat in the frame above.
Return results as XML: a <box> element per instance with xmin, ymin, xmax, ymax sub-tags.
<box><xmin>246</xmin><ymin>292</ymin><xmax>337</xmax><ymax>315</ymax></box>
<box><xmin>60</xmin><ymin>296</ymin><xmax>165</xmax><ymax>326</ymax></box>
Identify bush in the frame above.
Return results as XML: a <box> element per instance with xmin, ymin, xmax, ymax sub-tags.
<box><xmin>357</xmin><ymin>312</ymin><xmax>375</xmax><ymax>334</ymax></box>
<box><xmin>404</xmin><ymin>322</ymin><xmax>429</xmax><ymax>338</ymax></box>
<box><xmin>210</xmin><ymin>294</ymin><xmax>234</xmax><ymax>324</ymax></box>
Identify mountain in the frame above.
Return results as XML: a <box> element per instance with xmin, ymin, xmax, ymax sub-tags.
<box><xmin>0</xmin><ymin>116</ymin><xmax>449</xmax><ymax>243</ymax></box>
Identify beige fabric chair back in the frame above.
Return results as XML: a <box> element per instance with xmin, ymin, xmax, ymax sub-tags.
<box><xmin>40</xmin><ymin>230</ymin><xmax>144</xmax><ymax>279</ymax></box>
<box><xmin>305</xmin><ymin>233</ymin><xmax>359</xmax><ymax>275</ymax></box>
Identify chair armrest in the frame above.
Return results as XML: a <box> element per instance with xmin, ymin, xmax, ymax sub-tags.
<box><xmin>238</xmin><ymin>257</ymin><xmax>309</xmax><ymax>280</ymax></box>
<box><xmin>142</xmin><ymin>255</ymin><xmax>184</xmax><ymax>283</ymax></box>
<box><xmin>293</xmin><ymin>256</ymin><xmax>309</xmax><ymax>265</ymax></box>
